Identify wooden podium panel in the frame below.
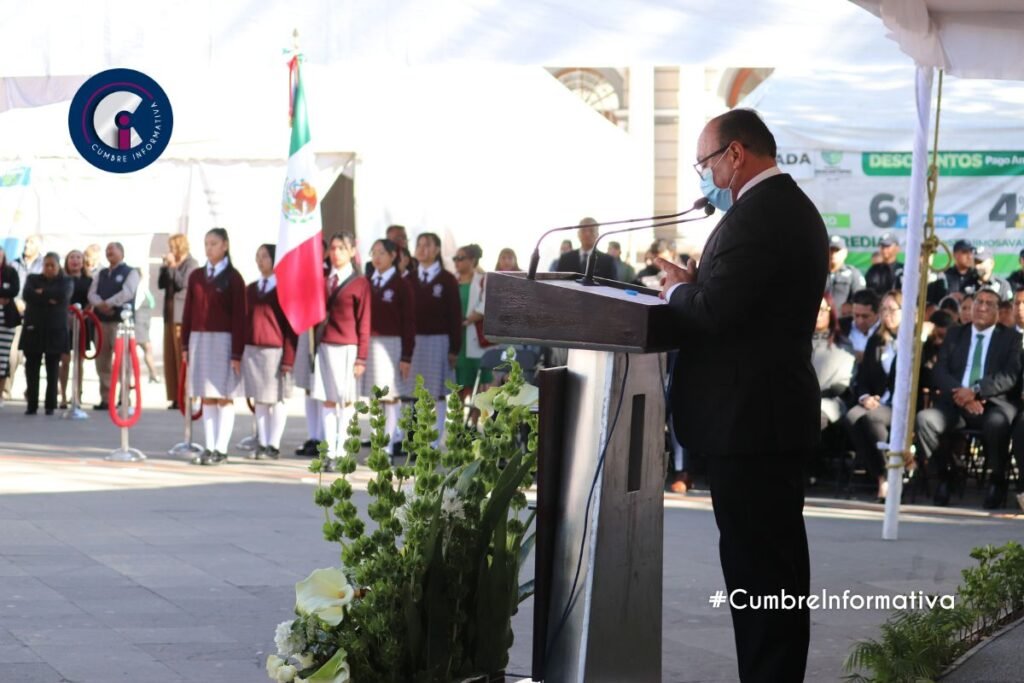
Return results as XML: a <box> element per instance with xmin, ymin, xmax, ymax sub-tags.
<box><xmin>483</xmin><ymin>272</ymin><xmax>677</xmax><ymax>353</ymax></box>
<box><xmin>485</xmin><ymin>272</ymin><xmax>669</xmax><ymax>683</ymax></box>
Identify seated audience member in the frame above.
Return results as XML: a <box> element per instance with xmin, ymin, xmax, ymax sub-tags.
<box><xmin>813</xmin><ymin>293</ymin><xmax>855</xmax><ymax>431</ymax></box>
<box><xmin>915</xmin><ymin>287</ymin><xmax>1021</xmax><ymax>508</ymax></box>
<box><xmin>919</xmin><ymin>310</ymin><xmax>957</xmax><ymax>396</ymax></box>
<box><xmin>1007</xmin><ymin>247</ymin><xmax>1024</xmax><ymax>293</ymax></box>
<box><xmin>999</xmin><ymin>300</ymin><xmax>1015</xmax><ymax>328</ymax></box>
<box><xmin>1014</xmin><ymin>288</ymin><xmax>1024</xmax><ymax>333</ymax></box>
<box><xmin>843</xmin><ymin>291</ymin><xmax>902</xmax><ymax>503</ymax></box>
<box><xmin>937</xmin><ymin>295</ymin><xmax>960</xmax><ymax>318</ymax></box>
<box><xmin>839</xmin><ymin>289</ymin><xmax>880</xmax><ymax>363</ymax></box>
<box><xmin>958</xmin><ymin>293</ymin><xmax>973</xmax><ymax>325</ymax></box>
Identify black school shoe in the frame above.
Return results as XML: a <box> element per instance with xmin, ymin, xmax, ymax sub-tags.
<box><xmin>265</xmin><ymin>446</ymin><xmax>280</xmax><ymax>460</ymax></box>
<box><xmin>295</xmin><ymin>439</ymin><xmax>318</xmax><ymax>457</ymax></box>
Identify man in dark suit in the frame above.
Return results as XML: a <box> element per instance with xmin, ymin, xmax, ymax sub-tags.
<box><xmin>657</xmin><ymin>108</ymin><xmax>827</xmax><ymax>683</ymax></box>
<box><xmin>915</xmin><ymin>286</ymin><xmax>1022</xmax><ymax>508</ymax></box>
<box><xmin>554</xmin><ymin>217</ymin><xmax>618</xmax><ymax>280</ymax></box>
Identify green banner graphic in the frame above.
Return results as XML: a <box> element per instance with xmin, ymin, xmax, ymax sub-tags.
<box><xmin>862</xmin><ymin>151</ymin><xmax>1024</xmax><ymax>176</ymax></box>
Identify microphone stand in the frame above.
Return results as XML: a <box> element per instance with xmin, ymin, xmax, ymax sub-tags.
<box><xmin>579</xmin><ymin>203</ymin><xmax>716</xmax><ymax>286</ymax></box>
<box><xmin>526</xmin><ymin>198</ymin><xmax>710</xmax><ymax>280</ymax></box>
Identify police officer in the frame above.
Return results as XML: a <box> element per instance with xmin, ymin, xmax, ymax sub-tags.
<box><xmin>825</xmin><ymin>235</ymin><xmax>866</xmax><ymax>312</ymax></box>
<box><xmin>967</xmin><ymin>246</ymin><xmax>1013</xmax><ymax>302</ymax></box>
<box><xmin>865</xmin><ymin>232</ymin><xmax>904</xmax><ymax>297</ymax></box>
<box><xmin>927</xmin><ymin>239</ymin><xmax>979</xmax><ymax>304</ymax></box>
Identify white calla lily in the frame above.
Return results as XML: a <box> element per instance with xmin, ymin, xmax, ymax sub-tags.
<box><xmin>473</xmin><ymin>382</ymin><xmax>538</xmax><ymax>417</ymax></box>
<box><xmin>303</xmin><ymin>647</ymin><xmax>351</xmax><ymax>683</ymax></box>
<box><xmin>295</xmin><ymin>568</ymin><xmax>355</xmax><ymax>627</ymax></box>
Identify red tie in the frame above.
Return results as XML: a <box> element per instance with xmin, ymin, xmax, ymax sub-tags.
<box><xmin>328</xmin><ymin>274</ymin><xmax>338</xmax><ymax>295</ymax></box>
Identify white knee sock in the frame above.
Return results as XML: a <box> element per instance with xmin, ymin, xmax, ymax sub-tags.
<box><xmin>255</xmin><ymin>404</ymin><xmax>271</xmax><ymax>447</ymax></box>
<box><xmin>435</xmin><ymin>398</ymin><xmax>447</xmax><ymax>446</ymax></box>
<box><xmin>202</xmin><ymin>404</ymin><xmax>218</xmax><ymax>450</ymax></box>
<box><xmin>340</xmin><ymin>403</ymin><xmax>357</xmax><ymax>445</ymax></box>
<box><xmin>305</xmin><ymin>395</ymin><xmax>323</xmax><ymax>440</ymax></box>
<box><xmin>268</xmin><ymin>403</ymin><xmax>288</xmax><ymax>449</ymax></box>
<box><xmin>322</xmin><ymin>403</ymin><xmax>340</xmax><ymax>458</ymax></box>
<box><xmin>670</xmin><ymin>420</ymin><xmax>685</xmax><ymax>472</ymax></box>
<box><xmin>216</xmin><ymin>403</ymin><xmax>235</xmax><ymax>454</ymax></box>
<box><xmin>384</xmin><ymin>402</ymin><xmax>399</xmax><ymax>446</ymax></box>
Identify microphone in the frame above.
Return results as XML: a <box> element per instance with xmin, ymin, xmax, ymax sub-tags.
<box><xmin>580</xmin><ymin>200</ymin><xmax>715</xmax><ymax>286</ymax></box>
<box><xmin>526</xmin><ymin>197</ymin><xmax>711</xmax><ymax>280</ymax></box>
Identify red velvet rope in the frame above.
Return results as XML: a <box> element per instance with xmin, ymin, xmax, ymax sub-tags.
<box><xmin>108</xmin><ymin>336</ymin><xmax>143</xmax><ymax>429</ymax></box>
<box><xmin>177</xmin><ymin>359</ymin><xmax>204</xmax><ymax>421</ymax></box>
<box><xmin>67</xmin><ymin>306</ymin><xmax>103</xmax><ymax>360</ymax></box>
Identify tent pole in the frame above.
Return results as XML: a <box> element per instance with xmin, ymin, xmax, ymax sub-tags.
<box><xmin>883</xmin><ymin>67</ymin><xmax>940</xmax><ymax>541</ymax></box>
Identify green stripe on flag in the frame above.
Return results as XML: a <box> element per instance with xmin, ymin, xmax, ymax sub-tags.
<box><xmin>290</xmin><ymin>66</ymin><xmax>311</xmax><ymax>155</ymax></box>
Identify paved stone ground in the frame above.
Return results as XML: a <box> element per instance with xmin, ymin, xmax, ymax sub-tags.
<box><xmin>940</xmin><ymin>618</ymin><xmax>1024</xmax><ymax>682</ymax></box>
<box><xmin>0</xmin><ymin>370</ymin><xmax>1021</xmax><ymax>681</ymax></box>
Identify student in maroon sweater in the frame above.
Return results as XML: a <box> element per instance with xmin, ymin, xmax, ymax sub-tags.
<box><xmin>180</xmin><ymin>228</ymin><xmax>246</xmax><ymax>466</ymax></box>
<box><xmin>361</xmin><ymin>238</ymin><xmax>416</xmax><ymax>454</ymax></box>
<box><xmin>409</xmin><ymin>232</ymin><xmax>462</xmax><ymax>442</ymax></box>
<box><xmin>241</xmin><ymin>244</ymin><xmax>297</xmax><ymax>459</ymax></box>
<box><xmin>313</xmin><ymin>232</ymin><xmax>371</xmax><ymax>462</ymax></box>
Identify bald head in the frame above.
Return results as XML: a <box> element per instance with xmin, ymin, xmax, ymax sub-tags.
<box><xmin>696</xmin><ymin>109</ymin><xmax>778</xmax><ymax>202</ymax></box>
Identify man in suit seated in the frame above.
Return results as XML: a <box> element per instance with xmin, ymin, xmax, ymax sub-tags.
<box><xmin>839</xmin><ymin>288</ymin><xmax>880</xmax><ymax>363</ymax></box>
<box><xmin>915</xmin><ymin>286</ymin><xmax>1022</xmax><ymax>507</ymax></box>
<box><xmin>553</xmin><ymin>217</ymin><xmax>618</xmax><ymax>280</ymax></box>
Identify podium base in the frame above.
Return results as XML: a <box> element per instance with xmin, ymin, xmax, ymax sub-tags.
<box><xmin>106</xmin><ymin>448</ymin><xmax>147</xmax><ymax>462</ymax></box>
<box><xmin>62</xmin><ymin>407</ymin><xmax>88</xmax><ymax>420</ymax></box>
<box><xmin>168</xmin><ymin>442</ymin><xmax>204</xmax><ymax>458</ymax></box>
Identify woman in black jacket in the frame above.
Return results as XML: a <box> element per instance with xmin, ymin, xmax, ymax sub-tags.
<box><xmin>19</xmin><ymin>252</ymin><xmax>71</xmax><ymax>415</ymax></box>
<box><xmin>0</xmin><ymin>246</ymin><xmax>20</xmax><ymax>395</ymax></box>
<box><xmin>843</xmin><ymin>290</ymin><xmax>902</xmax><ymax>502</ymax></box>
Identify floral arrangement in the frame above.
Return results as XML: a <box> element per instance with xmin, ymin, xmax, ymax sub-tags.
<box><xmin>267</xmin><ymin>354</ymin><xmax>539</xmax><ymax>683</ymax></box>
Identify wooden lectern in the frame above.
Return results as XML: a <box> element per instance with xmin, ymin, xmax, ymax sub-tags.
<box><xmin>484</xmin><ymin>272</ymin><xmax>676</xmax><ymax>683</ymax></box>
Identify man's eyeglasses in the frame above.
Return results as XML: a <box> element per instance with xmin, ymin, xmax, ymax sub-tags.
<box><xmin>693</xmin><ymin>145</ymin><xmax>729</xmax><ymax>178</ymax></box>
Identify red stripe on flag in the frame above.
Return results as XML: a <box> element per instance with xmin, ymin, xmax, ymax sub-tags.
<box><xmin>275</xmin><ymin>236</ymin><xmax>325</xmax><ymax>334</ymax></box>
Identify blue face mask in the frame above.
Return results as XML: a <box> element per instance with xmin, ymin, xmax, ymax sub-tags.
<box><xmin>699</xmin><ymin>152</ymin><xmax>735</xmax><ymax>212</ymax></box>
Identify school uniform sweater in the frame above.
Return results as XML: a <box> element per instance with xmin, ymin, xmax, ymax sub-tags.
<box><xmin>321</xmin><ymin>273</ymin><xmax>371</xmax><ymax>360</ymax></box>
<box><xmin>368</xmin><ymin>270</ymin><xmax>416</xmax><ymax>362</ymax></box>
<box><xmin>181</xmin><ymin>266</ymin><xmax>247</xmax><ymax>360</ymax></box>
<box><xmin>411</xmin><ymin>267</ymin><xmax>462</xmax><ymax>355</ymax></box>
<box><xmin>246</xmin><ymin>281</ymin><xmax>298</xmax><ymax>368</ymax></box>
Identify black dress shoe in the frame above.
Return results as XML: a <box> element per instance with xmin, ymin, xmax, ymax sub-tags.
<box><xmin>24</xmin><ymin>408</ymin><xmax>37</xmax><ymax>416</ymax></box>
<box><xmin>933</xmin><ymin>481</ymin><xmax>951</xmax><ymax>507</ymax></box>
<box><xmin>44</xmin><ymin>408</ymin><xmax>54</xmax><ymax>416</ymax></box>
<box><xmin>983</xmin><ymin>481</ymin><xmax>1008</xmax><ymax>510</ymax></box>
<box><xmin>168</xmin><ymin>401</ymin><xmax>180</xmax><ymax>410</ymax></box>
<box><xmin>265</xmin><ymin>446</ymin><xmax>280</xmax><ymax>460</ymax></box>
<box><xmin>247</xmin><ymin>446</ymin><xmax>264</xmax><ymax>461</ymax></box>
<box><xmin>93</xmin><ymin>402</ymin><xmax>109</xmax><ymax>411</ymax></box>
<box><xmin>209</xmin><ymin>450</ymin><xmax>227</xmax><ymax>465</ymax></box>
<box><xmin>190</xmin><ymin>449</ymin><xmax>212</xmax><ymax>466</ymax></box>
<box><xmin>295</xmin><ymin>439</ymin><xmax>317</xmax><ymax>457</ymax></box>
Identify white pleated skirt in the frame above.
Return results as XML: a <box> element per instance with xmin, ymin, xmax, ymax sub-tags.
<box><xmin>241</xmin><ymin>344</ymin><xmax>293</xmax><ymax>404</ymax></box>
<box><xmin>360</xmin><ymin>335</ymin><xmax>406</xmax><ymax>401</ymax></box>
<box><xmin>409</xmin><ymin>334</ymin><xmax>454</xmax><ymax>398</ymax></box>
<box><xmin>311</xmin><ymin>342</ymin><xmax>358</xmax><ymax>404</ymax></box>
<box><xmin>187</xmin><ymin>331</ymin><xmax>241</xmax><ymax>399</ymax></box>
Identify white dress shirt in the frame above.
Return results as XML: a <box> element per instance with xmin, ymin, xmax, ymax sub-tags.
<box><xmin>849</xmin><ymin>320</ymin><xmax>881</xmax><ymax>354</ymax></box>
<box><xmin>207</xmin><ymin>256</ymin><xmax>230</xmax><ymax>279</ymax></box>
<box><xmin>960</xmin><ymin>324</ymin><xmax>996</xmax><ymax>388</ymax></box>
<box><xmin>418</xmin><ymin>261</ymin><xmax>441</xmax><ymax>283</ymax></box>
<box><xmin>258</xmin><ymin>274</ymin><xmax>277</xmax><ymax>293</ymax></box>
<box><xmin>328</xmin><ymin>263</ymin><xmax>354</xmax><ymax>287</ymax></box>
<box><xmin>372</xmin><ymin>266</ymin><xmax>396</xmax><ymax>288</ymax></box>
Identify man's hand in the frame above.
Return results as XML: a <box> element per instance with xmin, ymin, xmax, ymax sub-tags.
<box><xmin>860</xmin><ymin>395</ymin><xmax>881</xmax><ymax>411</ymax></box>
<box><xmin>952</xmin><ymin>387</ymin><xmax>976</xmax><ymax>407</ymax></box>
<box><xmin>964</xmin><ymin>399</ymin><xmax>985</xmax><ymax>416</ymax></box>
<box><xmin>654</xmin><ymin>257</ymin><xmax>696</xmax><ymax>299</ymax></box>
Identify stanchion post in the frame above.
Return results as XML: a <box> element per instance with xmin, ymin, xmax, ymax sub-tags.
<box><xmin>168</xmin><ymin>356</ymin><xmax>203</xmax><ymax>458</ymax></box>
<box><xmin>106</xmin><ymin>310</ymin><xmax>146</xmax><ymax>462</ymax></box>
<box><xmin>236</xmin><ymin>400</ymin><xmax>258</xmax><ymax>451</ymax></box>
<box><xmin>63</xmin><ymin>304</ymin><xmax>88</xmax><ymax>420</ymax></box>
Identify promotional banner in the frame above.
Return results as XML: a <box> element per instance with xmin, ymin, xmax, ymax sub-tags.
<box><xmin>778</xmin><ymin>148</ymin><xmax>1024</xmax><ymax>273</ymax></box>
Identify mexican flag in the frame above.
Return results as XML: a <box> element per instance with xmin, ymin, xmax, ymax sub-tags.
<box><xmin>275</xmin><ymin>55</ymin><xmax>325</xmax><ymax>334</ymax></box>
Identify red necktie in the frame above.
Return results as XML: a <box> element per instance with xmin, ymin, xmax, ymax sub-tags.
<box><xmin>327</xmin><ymin>274</ymin><xmax>338</xmax><ymax>295</ymax></box>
